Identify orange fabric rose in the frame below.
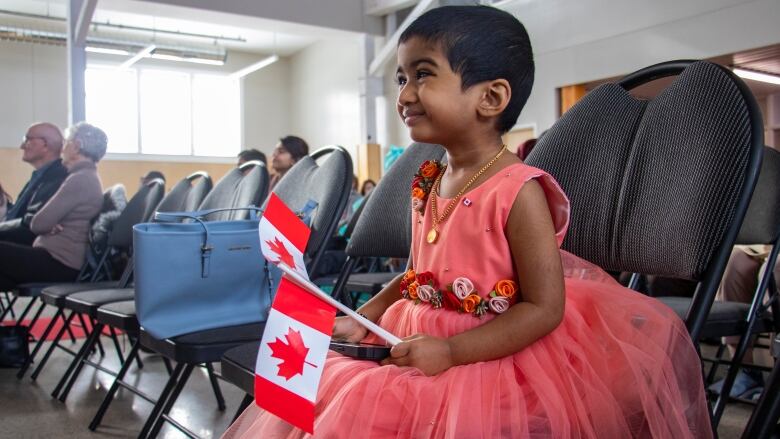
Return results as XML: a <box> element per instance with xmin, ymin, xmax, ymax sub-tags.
<box><xmin>462</xmin><ymin>294</ymin><xmax>481</xmax><ymax>313</ymax></box>
<box><xmin>495</xmin><ymin>280</ymin><xmax>518</xmax><ymax>298</ymax></box>
<box><xmin>411</xmin><ymin>187</ymin><xmax>425</xmax><ymax>200</ymax></box>
<box><xmin>420</xmin><ymin>161</ymin><xmax>439</xmax><ymax>178</ymax></box>
<box><xmin>408</xmin><ymin>282</ymin><xmax>419</xmax><ymax>300</ymax></box>
<box><xmin>404</xmin><ymin>269</ymin><xmax>416</xmax><ymax>283</ymax></box>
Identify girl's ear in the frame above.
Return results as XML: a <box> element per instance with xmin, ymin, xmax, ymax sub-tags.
<box><xmin>477</xmin><ymin>79</ymin><xmax>511</xmax><ymax>119</ymax></box>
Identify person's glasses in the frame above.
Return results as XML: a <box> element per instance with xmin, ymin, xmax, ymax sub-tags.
<box><xmin>22</xmin><ymin>135</ymin><xmax>46</xmax><ymax>144</ymax></box>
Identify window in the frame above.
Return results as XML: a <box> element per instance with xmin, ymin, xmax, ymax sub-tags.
<box><xmin>85</xmin><ymin>68</ymin><xmax>138</xmax><ymax>153</ymax></box>
<box><xmin>85</xmin><ymin>66</ymin><xmax>241</xmax><ymax>157</ymax></box>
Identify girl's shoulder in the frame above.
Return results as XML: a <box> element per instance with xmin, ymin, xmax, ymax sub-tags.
<box><xmin>482</xmin><ymin>162</ymin><xmax>571</xmax><ymax>246</ymax></box>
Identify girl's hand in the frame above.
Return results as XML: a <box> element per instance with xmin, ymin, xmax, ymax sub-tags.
<box><xmin>332</xmin><ymin>316</ymin><xmax>368</xmax><ymax>343</ymax></box>
<box><xmin>381</xmin><ymin>334</ymin><xmax>455</xmax><ymax>376</ymax></box>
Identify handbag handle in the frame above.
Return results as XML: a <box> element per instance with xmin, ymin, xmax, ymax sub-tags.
<box><xmin>154</xmin><ymin>206</ymin><xmax>263</xmax><ymax>223</ymax></box>
<box><xmin>153</xmin><ymin>206</ymin><xmax>263</xmax><ymax>278</ymax></box>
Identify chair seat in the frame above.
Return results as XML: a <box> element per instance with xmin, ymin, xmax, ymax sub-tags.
<box><xmin>221</xmin><ymin>342</ymin><xmax>259</xmax><ymax>396</ymax></box>
<box><xmin>659</xmin><ymin>296</ymin><xmax>773</xmax><ymax>338</ymax></box>
<box><xmin>139</xmin><ymin>322</ymin><xmax>265</xmax><ymax>365</ymax></box>
<box><xmin>64</xmin><ymin>288</ymin><xmax>136</xmax><ymax>318</ymax></box>
<box><xmin>96</xmin><ymin>300</ymin><xmax>138</xmax><ymax>332</ymax></box>
<box><xmin>345</xmin><ymin>272</ymin><xmax>398</xmax><ymax>294</ymax></box>
<box><xmin>41</xmin><ymin>281</ymin><xmax>121</xmax><ymax>307</ymax></box>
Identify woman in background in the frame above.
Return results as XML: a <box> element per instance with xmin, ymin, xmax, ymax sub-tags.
<box><xmin>0</xmin><ymin>122</ymin><xmax>106</xmax><ymax>289</ymax></box>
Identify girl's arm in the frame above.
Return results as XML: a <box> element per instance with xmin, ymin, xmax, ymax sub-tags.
<box><xmin>384</xmin><ymin>179</ymin><xmax>565</xmax><ymax>375</ymax></box>
<box><xmin>332</xmin><ymin>258</ymin><xmax>408</xmax><ymax>342</ymax></box>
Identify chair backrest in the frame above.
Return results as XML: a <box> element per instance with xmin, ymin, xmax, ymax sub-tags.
<box><xmin>107</xmin><ymin>179</ymin><xmax>165</xmax><ymax>249</ymax></box>
<box><xmin>89</xmin><ymin>184</ymin><xmax>128</xmax><ymax>246</ymax></box>
<box><xmin>197</xmin><ymin>161</ymin><xmax>269</xmax><ymax>221</ymax></box>
<box><xmin>267</xmin><ymin>146</ymin><xmax>353</xmax><ymax>272</ymax></box>
<box><xmin>525</xmin><ymin>60</ymin><xmax>763</xmax><ymax>341</ymax></box>
<box><xmin>155</xmin><ymin>171</ymin><xmax>213</xmax><ymax>213</ymax></box>
<box><xmin>346</xmin><ymin>142</ymin><xmax>446</xmax><ymax>258</ymax></box>
<box><xmin>736</xmin><ymin>146</ymin><xmax>780</xmax><ymax>246</ymax></box>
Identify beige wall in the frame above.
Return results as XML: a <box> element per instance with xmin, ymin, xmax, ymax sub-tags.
<box><xmin>288</xmin><ymin>36</ymin><xmax>363</xmax><ymax>162</ymax></box>
<box><xmin>0</xmin><ymin>148</ymin><xmax>234</xmax><ymax>199</ymax></box>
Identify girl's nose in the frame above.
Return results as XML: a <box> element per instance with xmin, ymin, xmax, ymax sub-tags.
<box><xmin>397</xmin><ymin>83</ymin><xmax>416</xmax><ymax>106</ymax></box>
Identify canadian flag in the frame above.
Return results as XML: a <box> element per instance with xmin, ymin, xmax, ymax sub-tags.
<box><xmin>256</xmin><ymin>193</ymin><xmax>336</xmax><ymax>433</ymax></box>
<box><xmin>259</xmin><ymin>193</ymin><xmax>310</xmax><ymax>279</ymax></box>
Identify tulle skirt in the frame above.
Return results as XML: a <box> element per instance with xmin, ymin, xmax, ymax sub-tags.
<box><xmin>223</xmin><ymin>253</ymin><xmax>713</xmax><ymax>438</ymax></box>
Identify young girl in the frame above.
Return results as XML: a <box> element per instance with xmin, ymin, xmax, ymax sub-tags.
<box><xmin>225</xmin><ymin>6</ymin><xmax>712</xmax><ymax>438</ymax></box>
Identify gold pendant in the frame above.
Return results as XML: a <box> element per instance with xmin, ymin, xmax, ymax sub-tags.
<box><xmin>427</xmin><ymin>228</ymin><xmax>439</xmax><ymax>244</ymax></box>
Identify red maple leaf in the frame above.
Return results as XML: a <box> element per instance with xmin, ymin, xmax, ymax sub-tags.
<box><xmin>266</xmin><ymin>237</ymin><xmax>296</xmax><ymax>269</ymax></box>
<box><xmin>268</xmin><ymin>328</ymin><xmax>317</xmax><ymax>380</ymax></box>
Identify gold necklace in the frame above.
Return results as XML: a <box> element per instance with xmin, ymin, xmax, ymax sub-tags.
<box><xmin>427</xmin><ymin>145</ymin><xmax>507</xmax><ymax>244</ymax></box>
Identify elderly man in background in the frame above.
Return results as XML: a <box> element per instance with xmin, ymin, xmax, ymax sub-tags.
<box><xmin>0</xmin><ymin>122</ymin><xmax>106</xmax><ymax>288</ymax></box>
<box><xmin>0</xmin><ymin>122</ymin><xmax>68</xmax><ymax>245</ymax></box>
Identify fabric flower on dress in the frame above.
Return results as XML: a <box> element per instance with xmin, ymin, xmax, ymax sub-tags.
<box><xmin>399</xmin><ymin>269</ymin><xmax>515</xmax><ymax>317</ymax></box>
<box><xmin>416</xmin><ymin>284</ymin><xmax>435</xmax><ymax>303</ymax></box>
<box><xmin>488</xmin><ymin>296</ymin><xmax>510</xmax><ymax>314</ymax></box>
<box><xmin>411</xmin><ymin>160</ymin><xmax>443</xmax><ymax>215</ymax></box>
<box><xmin>451</xmin><ymin>277</ymin><xmax>475</xmax><ymax>300</ymax></box>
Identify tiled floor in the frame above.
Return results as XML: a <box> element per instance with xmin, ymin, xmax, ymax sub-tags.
<box><xmin>0</xmin><ymin>299</ymin><xmax>763</xmax><ymax>438</ymax></box>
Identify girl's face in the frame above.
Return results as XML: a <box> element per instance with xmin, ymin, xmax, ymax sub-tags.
<box><xmin>396</xmin><ymin>37</ymin><xmax>483</xmax><ymax>146</ymax></box>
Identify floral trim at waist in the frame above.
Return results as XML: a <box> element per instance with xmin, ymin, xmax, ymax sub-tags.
<box><xmin>399</xmin><ymin>269</ymin><xmax>518</xmax><ymax>317</ymax></box>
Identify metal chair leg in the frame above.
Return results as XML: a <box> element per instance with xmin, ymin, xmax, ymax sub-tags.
<box><xmin>206</xmin><ymin>363</ymin><xmax>226</xmax><ymax>411</ymax></box>
<box><xmin>147</xmin><ymin>363</ymin><xmax>195</xmax><ymax>439</ymax></box>
<box><xmin>31</xmin><ymin>311</ymin><xmax>75</xmax><ymax>381</ymax></box>
<box><xmin>741</xmin><ymin>356</ymin><xmax>780</xmax><ymax>439</ymax></box>
<box><xmin>138</xmin><ymin>362</ymin><xmax>187</xmax><ymax>439</ymax></box>
<box><xmin>52</xmin><ymin>322</ymin><xmax>104</xmax><ymax>401</ymax></box>
<box><xmin>89</xmin><ymin>338</ymin><xmax>141</xmax><ymax>431</ymax></box>
<box><xmin>0</xmin><ymin>294</ymin><xmax>17</xmax><ymax>322</ymax></box>
<box><xmin>17</xmin><ymin>308</ymin><xmax>62</xmax><ymax>379</ymax></box>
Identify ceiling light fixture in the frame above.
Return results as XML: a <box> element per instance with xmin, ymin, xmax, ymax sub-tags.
<box><xmin>85</xmin><ymin>46</ymin><xmax>130</xmax><ymax>56</ymax></box>
<box><xmin>150</xmin><ymin>53</ymin><xmax>225</xmax><ymax>66</ymax></box>
<box><xmin>733</xmin><ymin>68</ymin><xmax>780</xmax><ymax>85</ymax></box>
<box><xmin>119</xmin><ymin>44</ymin><xmax>156</xmax><ymax>69</ymax></box>
<box><xmin>228</xmin><ymin>54</ymin><xmax>279</xmax><ymax>79</ymax></box>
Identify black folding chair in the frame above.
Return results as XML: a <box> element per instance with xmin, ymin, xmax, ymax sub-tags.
<box><xmin>524</xmin><ymin>60</ymin><xmax>763</xmax><ymax>430</ymax></box>
<box><xmin>135</xmin><ymin>148</ymin><xmax>351</xmax><ymax>439</ymax></box>
<box><xmin>219</xmin><ymin>142</ymin><xmax>445</xmax><ymax>420</ymax></box>
<box><xmin>742</xmin><ymin>334</ymin><xmax>780</xmax><ymax>438</ymax></box>
<box><xmin>657</xmin><ymin>147</ymin><xmax>780</xmax><ymax>426</ymax></box>
<box><xmin>16</xmin><ymin>180</ymin><xmax>164</xmax><ymax>381</ymax></box>
<box><xmin>82</xmin><ymin>163</ymin><xmax>264</xmax><ymax>432</ymax></box>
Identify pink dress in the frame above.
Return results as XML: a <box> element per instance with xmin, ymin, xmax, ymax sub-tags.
<box><xmin>224</xmin><ymin>163</ymin><xmax>713</xmax><ymax>438</ymax></box>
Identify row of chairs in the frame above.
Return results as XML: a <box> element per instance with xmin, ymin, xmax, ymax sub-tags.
<box><xmin>5</xmin><ymin>58</ymin><xmax>780</xmax><ymax>437</ymax></box>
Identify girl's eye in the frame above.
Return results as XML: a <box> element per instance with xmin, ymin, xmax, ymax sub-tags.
<box><xmin>416</xmin><ymin>70</ymin><xmax>430</xmax><ymax>80</ymax></box>
<box><xmin>396</xmin><ymin>75</ymin><xmax>407</xmax><ymax>86</ymax></box>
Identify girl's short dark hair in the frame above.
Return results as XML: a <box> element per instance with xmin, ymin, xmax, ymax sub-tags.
<box><xmin>400</xmin><ymin>5</ymin><xmax>534</xmax><ymax>133</ymax></box>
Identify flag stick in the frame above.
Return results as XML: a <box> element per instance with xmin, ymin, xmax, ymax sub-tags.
<box><xmin>277</xmin><ymin>263</ymin><xmax>402</xmax><ymax>346</ymax></box>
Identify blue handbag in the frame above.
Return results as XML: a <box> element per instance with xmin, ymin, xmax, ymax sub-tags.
<box><xmin>133</xmin><ymin>207</ymin><xmax>279</xmax><ymax>339</ymax></box>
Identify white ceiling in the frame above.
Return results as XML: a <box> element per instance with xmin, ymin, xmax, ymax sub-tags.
<box><xmin>0</xmin><ymin>0</ymin><xmax>366</xmax><ymax>56</ymax></box>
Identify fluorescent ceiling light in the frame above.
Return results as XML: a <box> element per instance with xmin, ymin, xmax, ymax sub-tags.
<box><xmin>229</xmin><ymin>55</ymin><xmax>279</xmax><ymax>80</ymax></box>
<box><xmin>86</xmin><ymin>46</ymin><xmax>130</xmax><ymax>56</ymax></box>
<box><xmin>733</xmin><ymin>68</ymin><xmax>780</xmax><ymax>85</ymax></box>
<box><xmin>120</xmin><ymin>44</ymin><xmax>156</xmax><ymax>69</ymax></box>
<box><xmin>150</xmin><ymin>53</ymin><xmax>225</xmax><ymax>66</ymax></box>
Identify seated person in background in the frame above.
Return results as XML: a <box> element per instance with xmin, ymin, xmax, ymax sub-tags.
<box><xmin>709</xmin><ymin>245</ymin><xmax>778</xmax><ymax>399</ymax></box>
<box><xmin>0</xmin><ymin>183</ymin><xmax>12</xmax><ymax>220</ymax></box>
<box><xmin>0</xmin><ymin>122</ymin><xmax>68</xmax><ymax>245</ymax></box>
<box><xmin>516</xmin><ymin>137</ymin><xmax>537</xmax><ymax>160</ymax></box>
<box><xmin>269</xmin><ymin>135</ymin><xmax>309</xmax><ymax>191</ymax></box>
<box><xmin>360</xmin><ymin>178</ymin><xmax>376</xmax><ymax>197</ymax></box>
<box><xmin>140</xmin><ymin>170</ymin><xmax>165</xmax><ymax>188</ymax></box>
<box><xmin>237</xmin><ymin>148</ymin><xmax>267</xmax><ymax>166</ymax></box>
<box><xmin>0</xmin><ymin>122</ymin><xmax>106</xmax><ymax>289</ymax></box>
